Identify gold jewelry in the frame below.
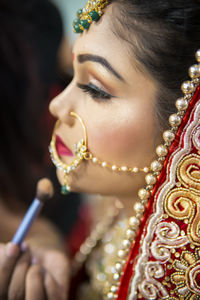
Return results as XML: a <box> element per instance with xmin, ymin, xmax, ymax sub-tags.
<box><xmin>49</xmin><ymin>111</ymin><xmax>149</xmax><ymax>194</ymax></box>
<box><xmin>49</xmin><ymin>112</ymin><xmax>89</xmax><ymax>194</ymax></box>
<box><xmin>73</xmin><ymin>0</ymin><xmax>109</xmax><ymax>33</ymax></box>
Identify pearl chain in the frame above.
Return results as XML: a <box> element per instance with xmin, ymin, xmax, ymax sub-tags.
<box><xmin>90</xmin><ymin>154</ymin><xmax>149</xmax><ymax>174</ymax></box>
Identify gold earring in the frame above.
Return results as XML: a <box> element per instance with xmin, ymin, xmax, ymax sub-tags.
<box><xmin>49</xmin><ymin>112</ymin><xmax>150</xmax><ymax>195</ymax></box>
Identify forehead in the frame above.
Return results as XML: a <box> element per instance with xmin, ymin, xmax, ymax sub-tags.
<box><xmin>73</xmin><ymin>4</ymin><xmax>134</xmax><ymax>79</ymax></box>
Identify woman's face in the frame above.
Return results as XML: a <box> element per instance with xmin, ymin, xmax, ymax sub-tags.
<box><xmin>49</xmin><ymin>4</ymin><xmax>159</xmax><ymax>198</ymax></box>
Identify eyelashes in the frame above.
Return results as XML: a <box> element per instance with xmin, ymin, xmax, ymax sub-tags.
<box><xmin>77</xmin><ymin>82</ymin><xmax>114</xmax><ymax>101</ymax></box>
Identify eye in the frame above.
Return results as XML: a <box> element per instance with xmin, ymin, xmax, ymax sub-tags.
<box><xmin>77</xmin><ymin>82</ymin><xmax>114</xmax><ymax>101</ymax></box>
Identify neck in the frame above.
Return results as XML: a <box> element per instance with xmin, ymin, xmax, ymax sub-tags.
<box><xmin>116</xmin><ymin>195</ymin><xmax>137</xmax><ymax>218</ymax></box>
<box><xmin>116</xmin><ymin>174</ymin><xmax>147</xmax><ymax>218</ymax></box>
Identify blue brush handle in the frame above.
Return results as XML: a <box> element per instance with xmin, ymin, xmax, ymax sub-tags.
<box><xmin>12</xmin><ymin>198</ymin><xmax>43</xmax><ymax>245</ymax></box>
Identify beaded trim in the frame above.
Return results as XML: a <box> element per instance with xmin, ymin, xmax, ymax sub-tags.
<box><xmin>73</xmin><ymin>0</ymin><xmax>109</xmax><ymax>33</ymax></box>
<box><xmin>104</xmin><ymin>50</ymin><xmax>200</xmax><ymax>300</ymax></box>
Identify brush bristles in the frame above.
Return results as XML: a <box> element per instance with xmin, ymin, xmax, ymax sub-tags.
<box><xmin>36</xmin><ymin>178</ymin><xmax>54</xmax><ymax>203</ymax></box>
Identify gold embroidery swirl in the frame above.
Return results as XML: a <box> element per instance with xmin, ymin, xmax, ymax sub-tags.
<box><xmin>177</xmin><ymin>154</ymin><xmax>200</xmax><ymax>192</ymax></box>
<box><xmin>165</xmin><ymin>188</ymin><xmax>200</xmax><ymax>245</ymax></box>
<box><xmin>165</xmin><ymin>154</ymin><xmax>200</xmax><ymax>246</ymax></box>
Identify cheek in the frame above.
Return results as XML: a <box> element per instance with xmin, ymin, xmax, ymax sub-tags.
<box><xmin>86</xmin><ymin>104</ymin><xmax>156</xmax><ymax>164</ymax></box>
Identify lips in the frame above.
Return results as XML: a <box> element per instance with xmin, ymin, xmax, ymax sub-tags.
<box><xmin>55</xmin><ymin>135</ymin><xmax>74</xmax><ymax>157</ymax></box>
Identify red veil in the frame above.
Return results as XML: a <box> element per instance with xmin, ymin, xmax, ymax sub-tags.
<box><xmin>117</xmin><ymin>55</ymin><xmax>200</xmax><ymax>299</ymax></box>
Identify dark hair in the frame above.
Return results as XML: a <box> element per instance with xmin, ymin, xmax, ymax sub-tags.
<box><xmin>0</xmin><ymin>0</ymin><xmax>63</xmax><ymax>204</ymax></box>
<box><xmin>111</xmin><ymin>0</ymin><xmax>200</xmax><ymax>129</ymax></box>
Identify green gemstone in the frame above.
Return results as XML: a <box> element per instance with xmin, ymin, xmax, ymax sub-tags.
<box><xmin>77</xmin><ymin>9</ymin><xmax>83</xmax><ymax>17</ymax></box>
<box><xmin>73</xmin><ymin>18</ymin><xmax>80</xmax><ymax>25</ymax></box>
<box><xmin>74</xmin><ymin>23</ymin><xmax>83</xmax><ymax>33</ymax></box>
<box><xmin>89</xmin><ymin>10</ymin><xmax>100</xmax><ymax>21</ymax></box>
<box><xmin>61</xmin><ymin>185</ymin><xmax>70</xmax><ymax>195</ymax></box>
<box><xmin>80</xmin><ymin>20</ymin><xmax>90</xmax><ymax>29</ymax></box>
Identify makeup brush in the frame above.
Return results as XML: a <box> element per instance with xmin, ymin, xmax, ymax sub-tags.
<box><xmin>12</xmin><ymin>178</ymin><xmax>54</xmax><ymax>246</ymax></box>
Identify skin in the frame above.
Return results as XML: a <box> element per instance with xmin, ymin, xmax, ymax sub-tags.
<box><xmin>0</xmin><ymin>242</ymin><xmax>69</xmax><ymax>300</ymax></box>
<box><xmin>50</xmin><ymin>4</ymin><xmax>160</xmax><ymax>213</ymax></box>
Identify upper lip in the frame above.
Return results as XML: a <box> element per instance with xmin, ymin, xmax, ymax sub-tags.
<box><xmin>55</xmin><ymin>134</ymin><xmax>74</xmax><ymax>157</ymax></box>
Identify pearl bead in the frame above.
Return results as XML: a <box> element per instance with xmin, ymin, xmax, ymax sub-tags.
<box><xmin>85</xmin><ymin>237</ymin><xmax>96</xmax><ymax>248</ymax></box>
<box><xmin>102</xmin><ymin>162</ymin><xmax>107</xmax><ymax>167</ymax></box>
<box><xmin>136</xmin><ymin>213</ymin><xmax>143</xmax><ymax>219</ymax></box>
<box><xmin>169</xmin><ymin>114</ymin><xmax>181</xmax><ymax>127</ymax></box>
<box><xmin>181</xmin><ymin>81</ymin><xmax>195</xmax><ymax>94</ymax></box>
<box><xmin>129</xmin><ymin>216</ymin><xmax>140</xmax><ymax>227</ymax></box>
<box><xmin>115</xmin><ymin>262</ymin><xmax>123</xmax><ymax>272</ymax></box>
<box><xmin>151</xmin><ymin>160</ymin><xmax>162</xmax><ymax>172</ymax></box>
<box><xmin>92</xmin><ymin>157</ymin><xmax>98</xmax><ymax>163</ymax></box>
<box><xmin>122</xmin><ymin>239</ymin><xmax>131</xmax><ymax>249</ymax></box>
<box><xmin>113</xmin><ymin>273</ymin><xmax>120</xmax><ymax>281</ymax></box>
<box><xmin>112</xmin><ymin>165</ymin><xmax>117</xmax><ymax>171</ymax></box>
<box><xmin>156</xmin><ymin>145</ymin><xmax>168</xmax><ymax>157</ymax></box>
<box><xmin>134</xmin><ymin>202</ymin><xmax>145</xmax><ymax>213</ymax></box>
<box><xmin>107</xmin><ymin>292</ymin><xmax>115</xmax><ymax>299</ymax></box>
<box><xmin>138</xmin><ymin>188</ymin><xmax>150</xmax><ymax>200</ymax></box>
<box><xmin>121</xmin><ymin>166</ymin><xmax>128</xmax><ymax>171</ymax></box>
<box><xmin>132</xmin><ymin>167</ymin><xmax>139</xmax><ymax>173</ymax></box>
<box><xmin>189</xmin><ymin>64</ymin><xmax>200</xmax><ymax>79</ymax></box>
<box><xmin>118</xmin><ymin>249</ymin><xmax>127</xmax><ymax>258</ymax></box>
<box><xmin>111</xmin><ymin>285</ymin><xmax>118</xmax><ymax>293</ymax></box>
<box><xmin>195</xmin><ymin>49</ymin><xmax>200</xmax><ymax>63</ymax></box>
<box><xmin>143</xmin><ymin>167</ymin><xmax>149</xmax><ymax>173</ymax></box>
<box><xmin>126</xmin><ymin>229</ymin><xmax>136</xmax><ymax>239</ymax></box>
<box><xmin>145</xmin><ymin>173</ymin><xmax>157</xmax><ymax>185</ymax></box>
<box><xmin>163</xmin><ymin>131</ymin><xmax>175</xmax><ymax>143</ymax></box>
<box><xmin>175</xmin><ymin>98</ymin><xmax>188</xmax><ymax>111</ymax></box>
<box><xmin>80</xmin><ymin>244</ymin><xmax>90</xmax><ymax>255</ymax></box>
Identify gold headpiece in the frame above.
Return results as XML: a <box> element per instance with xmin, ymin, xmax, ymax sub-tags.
<box><xmin>73</xmin><ymin>0</ymin><xmax>109</xmax><ymax>33</ymax></box>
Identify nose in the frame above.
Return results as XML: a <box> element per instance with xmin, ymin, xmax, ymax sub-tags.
<box><xmin>49</xmin><ymin>82</ymin><xmax>75</xmax><ymax>126</ymax></box>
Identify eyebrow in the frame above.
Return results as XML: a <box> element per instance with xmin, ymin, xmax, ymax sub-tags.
<box><xmin>78</xmin><ymin>54</ymin><xmax>125</xmax><ymax>82</ymax></box>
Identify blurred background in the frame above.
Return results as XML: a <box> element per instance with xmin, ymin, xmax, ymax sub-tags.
<box><xmin>53</xmin><ymin>0</ymin><xmax>85</xmax><ymax>43</ymax></box>
<box><xmin>0</xmin><ymin>0</ymin><xmax>91</xmax><ymax>256</ymax></box>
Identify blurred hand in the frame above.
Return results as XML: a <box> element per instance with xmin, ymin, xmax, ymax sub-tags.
<box><xmin>0</xmin><ymin>242</ymin><xmax>30</xmax><ymax>300</ymax></box>
<box><xmin>0</xmin><ymin>242</ymin><xmax>69</xmax><ymax>300</ymax></box>
<box><xmin>31</xmin><ymin>247</ymin><xmax>69</xmax><ymax>300</ymax></box>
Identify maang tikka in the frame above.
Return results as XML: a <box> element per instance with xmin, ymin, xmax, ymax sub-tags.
<box><xmin>73</xmin><ymin>0</ymin><xmax>109</xmax><ymax>33</ymax></box>
<box><xmin>49</xmin><ymin>112</ymin><xmax>149</xmax><ymax>195</ymax></box>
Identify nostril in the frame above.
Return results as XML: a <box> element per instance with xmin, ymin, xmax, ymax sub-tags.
<box><xmin>64</xmin><ymin>112</ymin><xmax>75</xmax><ymax>126</ymax></box>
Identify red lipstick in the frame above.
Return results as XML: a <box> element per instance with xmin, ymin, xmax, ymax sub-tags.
<box><xmin>55</xmin><ymin>135</ymin><xmax>73</xmax><ymax>157</ymax></box>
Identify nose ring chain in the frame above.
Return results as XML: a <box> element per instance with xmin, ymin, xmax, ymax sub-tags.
<box><xmin>49</xmin><ymin>112</ymin><xmax>149</xmax><ymax>195</ymax></box>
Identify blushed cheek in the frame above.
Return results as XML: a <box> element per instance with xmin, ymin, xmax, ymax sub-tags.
<box><xmin>87</xmin><ymin>114</ymin><xmax>155</xmax><ymax>164</ymax></box>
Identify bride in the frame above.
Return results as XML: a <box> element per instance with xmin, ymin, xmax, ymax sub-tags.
<box><xmin>0</xmin><ymin>0</ymin><xmax>200</xmax><ymax>299</ymax></box>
